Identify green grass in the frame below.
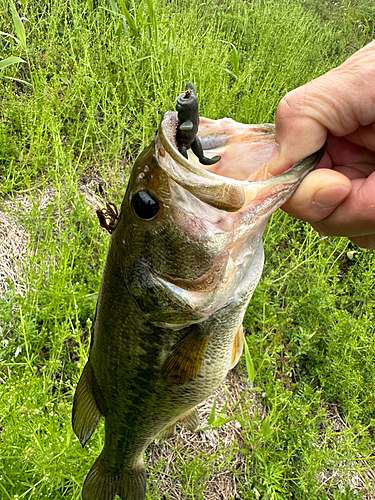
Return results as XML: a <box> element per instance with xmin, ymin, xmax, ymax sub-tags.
<box><xmin>242</xmin><ymin>216</ymin><xmax>375</xmax><ymax>499</ymax></box>
<box><xmin>1</xmin><ymin>0</ymin><xmax>375</xmax><ymax>498</ymax></box>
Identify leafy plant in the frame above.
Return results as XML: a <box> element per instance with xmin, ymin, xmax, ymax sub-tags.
<box><xmin>0</xmin><ymin>0</ymin><xmax>31</xmax><ymax>85</ymax></box>
<box><xmin>207</xmin><ymin>399</ymin><xmax>235</xmax><ymax>428</ymax></box>
<box><xmin>221</xmin><ymin>40</ymin><xmax>239</xmax><ymax>79</ymax></box>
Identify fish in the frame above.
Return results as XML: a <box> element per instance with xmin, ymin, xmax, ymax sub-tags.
<box><xmin>72</xmin><ymin>90</ymin><xmax>326</xmax><ymax>500</ymax></box>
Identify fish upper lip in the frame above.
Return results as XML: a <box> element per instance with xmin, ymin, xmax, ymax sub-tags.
<box><xmin>158</xmin><ymin>112</ymin><xmax>246</xmax><ymax>212</ymax></box>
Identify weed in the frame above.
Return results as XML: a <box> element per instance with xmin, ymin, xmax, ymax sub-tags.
<box><xmin>0</xmin><ymin>0</ymin><xmax>31</xmax><ymax>86</ymax></box>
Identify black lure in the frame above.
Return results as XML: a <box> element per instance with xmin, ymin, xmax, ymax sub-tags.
<box><xmin>175</xmin><ymin>83</ymin><xmax>221</xmax><ymax>166</ymax></box>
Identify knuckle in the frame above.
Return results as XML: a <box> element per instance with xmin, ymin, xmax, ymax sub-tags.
<box><xmin>276</xmin><ymin>86</ymin><xmax>308</xmax><ymax>120</ymax></box>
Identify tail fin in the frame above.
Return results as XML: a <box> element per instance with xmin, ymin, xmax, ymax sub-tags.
<box><xmin>82</xmin><ymin>455</ymin><xmax>147</xmax><ymax>500</ymax></box>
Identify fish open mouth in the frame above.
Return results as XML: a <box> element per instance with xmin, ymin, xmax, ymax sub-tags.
<box><xmin>157</xmin><ymin>111</ymin><xmax>325</xmax><ymax>213</ymax></box>
<box><xmin>189</xmin><ymin>117</ymin><xmax>276</xmax><ymax>182</ymax></box>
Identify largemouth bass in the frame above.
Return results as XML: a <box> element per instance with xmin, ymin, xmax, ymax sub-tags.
<box><xmin>72</xmin><ymin>92</ymin><xmax>325</xmax><ymax>500</ymax></box>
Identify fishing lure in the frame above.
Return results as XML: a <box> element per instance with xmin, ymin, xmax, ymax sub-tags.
<box><xmin>176</xmin><ymin>83</ymin><xmax>221</xmax><ymax>165</ymax></box>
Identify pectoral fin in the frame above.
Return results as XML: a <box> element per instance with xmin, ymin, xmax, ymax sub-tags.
<box><xmin>161</xmin><ymin>329</ymin><xmax>209</xmax><ymax>385</ymax></box>
<box><xmin>72</xmin><ymin>360</ymin><xmax>103</xmax><ymax>446</ymax></box>
<box><xmin>154</xmin><ymin>407</ymin><xmax>200</xmax><ymax>443</ymax></box>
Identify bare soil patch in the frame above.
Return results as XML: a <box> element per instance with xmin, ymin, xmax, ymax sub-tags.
<box><xmin>148</xmin><ymin>370</ymin><xmax>258</xmax><ymax>500</ymax></box>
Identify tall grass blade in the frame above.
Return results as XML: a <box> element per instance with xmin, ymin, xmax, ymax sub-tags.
<box><xmin>0</xmin><ymin>56</ymin><xmax>24</xmax><ymax>69</ymax></box>
<box><xmin>118</xmin><ymin>0</ymin><xmax>138</xmax><ymax>37</ymax></box>
<box><xmin>223</xmin><ymin>68</ymin><xmax>238</xmax><ymax>79</ymax></box>
<box><xmin>231</xmin><ymin>43</ymin><xmax>239</xmax><ymax>77</ymax></box>
<box><xmin>220</xmin><ymin>40</ymin><xmax>239</xmax><ymax>78</ymax></box>
<box><xmin>146</xmin><ymin>0</ymin><xmax>157</xmax><ymax>43</ymax></box>
<box><xmin>108</xmin><ymin>0</ymin><xmax>119</xmax><ymax>13</ymax></box>
<box><xmin>2</xmin><ymin>75</ymin><xmax>32</xmax><ymax>86</ymax></box>
<box><xmin>9</xmin><ymin>0</ymin><xmax>27</xmax><ymax>50</ymax></box>
<box><xmin>108</xmin><ymin>0</ymin><xmax>138</xmax><ymax>38</ymax></box>
<box><xmin>0</xmin><ymin>31</ymin><xmax>23</xmax><ymax>47</ymax></box>
<box><xmin>243</xmin><ymin>335</ymin><xmax>255</xmax><ymax>382</ymax></box>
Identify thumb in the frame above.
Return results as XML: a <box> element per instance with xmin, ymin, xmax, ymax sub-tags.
<box><xmin>281</xmin><ymin>169</ymin><xmax>352</xmax><ymax>223</ymax></box>
<box><xmin>268</xmin><ymin>85</ymin><xmax>329</xmax><ymax>176</ymax></box>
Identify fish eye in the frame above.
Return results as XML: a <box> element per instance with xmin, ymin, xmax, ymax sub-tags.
<box><xmin>131</xmin><ymin>191</ymin><xmax>160</xmax><ymax>220</ymax></box>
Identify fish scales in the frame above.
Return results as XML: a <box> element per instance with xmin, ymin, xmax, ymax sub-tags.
<box><xmin>73</xmin><ymin>105</ymin><xmax>326</xmax><ymax>500</ymax></box>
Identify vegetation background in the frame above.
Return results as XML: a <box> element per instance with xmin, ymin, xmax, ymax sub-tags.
<box><xmin>0</xmin><ymin>0</ymin><xmax>375</xmax><ymax>498</ymax></box>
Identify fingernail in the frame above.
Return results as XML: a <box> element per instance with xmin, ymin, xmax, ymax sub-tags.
<box><xmin>312</xmin><ymin>184</ymin><xmax>350</xmax><ymax>210</ymax></box>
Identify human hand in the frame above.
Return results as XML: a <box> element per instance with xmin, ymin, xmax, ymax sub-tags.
<box><xmin>268</xmin><ymin>40</ymin><xmax>375</xmax><ymax>249</ymax></box>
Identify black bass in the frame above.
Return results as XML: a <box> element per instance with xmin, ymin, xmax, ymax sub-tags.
<box><xmin>72</xmin><ymin>91</ymin><xmax>325</xmax><ymax>500</ymax></box>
